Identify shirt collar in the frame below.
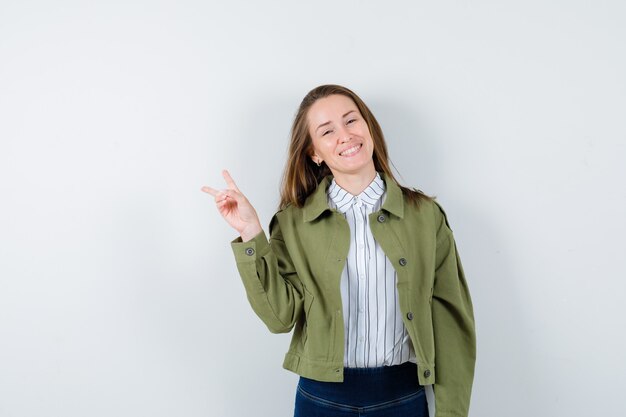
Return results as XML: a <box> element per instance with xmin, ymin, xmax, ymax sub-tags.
<box><xmin>327</xmin><ymin>172</ymin><xmax>385</xmax><ymax>214</ymax></box>
<box><xmin>302</xmin><ymin>171</ymin><xmax>405</xmax><ymax>222</ymax></box>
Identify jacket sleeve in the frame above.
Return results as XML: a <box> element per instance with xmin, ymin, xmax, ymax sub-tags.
<box><xmin>230</xmin><ymin>213</ymin><xmax>304</xmax><ymax>334</ymax></box>
<box><xmin>432</xmin><ymin>201</ymin><xmax>476</xmax><ymax>417</ymax></box>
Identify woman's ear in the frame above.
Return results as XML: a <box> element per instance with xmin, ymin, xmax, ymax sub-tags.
<box><xmin>310</xmin><ymin>154</ymin><xmax>322</xmax><ymax>165</ymax></box>
<box><xmin>308</xmin><ymin>149</ymin><xmax>321</xmax><ymax>165</ymax></box>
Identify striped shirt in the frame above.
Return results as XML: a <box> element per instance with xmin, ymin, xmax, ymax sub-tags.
<box><xmin>327</xmin><ymin>172</ymin><xmax>416</xmax><ymax>368</ymax></box>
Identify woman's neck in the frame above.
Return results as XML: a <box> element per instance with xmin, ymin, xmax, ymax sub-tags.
<box><xmin>332</xmin><ymin>167</ymin><xmax>378</xmax><ymax>196</ymax></box>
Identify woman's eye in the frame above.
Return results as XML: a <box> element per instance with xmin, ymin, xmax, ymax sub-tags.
<box><xmin>347</xmin><ymin>119</ymin><xmax>356</xmax><ymax>124</ymax></box>
<box><xmin>322</xmin><ymin>130</ymin><xmax>332</xmax><ymax>136</ymax></box>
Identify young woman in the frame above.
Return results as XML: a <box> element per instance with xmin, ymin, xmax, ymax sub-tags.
<box><xmin>202</xmin><ymin>85</ymin><xmax>476</xmax><ymax>417</ymax></box>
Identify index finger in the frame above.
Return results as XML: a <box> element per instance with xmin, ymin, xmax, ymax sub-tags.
<box><xmin>222</xmin><ymin>169</ymin><xmax>241</xmax><ymax>192</ymax></box>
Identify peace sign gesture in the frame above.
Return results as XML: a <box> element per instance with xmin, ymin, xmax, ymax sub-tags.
<box><xmin>201</xmin><ymin>170</ymin><xmax>263</xmax><ymax>242</ymax></box>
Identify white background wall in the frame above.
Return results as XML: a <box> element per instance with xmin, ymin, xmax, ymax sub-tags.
<box><xmin>1</xmin><ymin>1</ymin><xmax>625</xmax><ymax>416</ymax></box>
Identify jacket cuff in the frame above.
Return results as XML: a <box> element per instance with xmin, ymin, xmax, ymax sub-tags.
<box><xmin>230</xmin><ymin>230</ymin><xmax>271</xmax><ymax>264</ymax></box>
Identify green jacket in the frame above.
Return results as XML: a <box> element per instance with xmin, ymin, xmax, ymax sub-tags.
<box><xmin>231</xmin><ymin>172</ymin><xmax>476</xmax><ymax>417</ymax></box>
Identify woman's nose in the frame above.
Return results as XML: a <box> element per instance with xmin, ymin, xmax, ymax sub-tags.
<box><xmin>337</xmin><ymin>125</ymin><xmax>352</xmax><ymax>142</ymax></box>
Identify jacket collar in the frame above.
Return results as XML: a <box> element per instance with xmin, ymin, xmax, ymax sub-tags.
<box><xmin>303</xmin><ymin>171</ymin><xmax>404</xmax><ymax>222</ymax></box>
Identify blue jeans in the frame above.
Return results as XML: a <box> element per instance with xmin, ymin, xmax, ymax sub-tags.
<box><xmin>293</xmin><ymin>362</ymin><xmax>429</xmax><ymax>417</ymax></box>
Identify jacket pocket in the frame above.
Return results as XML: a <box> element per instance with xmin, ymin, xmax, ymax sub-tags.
<box><xmin>329</xmin><ymin>310</ymin><xmax>338</xmax><ymax>361</ymax></box>
<box><xmin>302</xmin><ymin>287</ymin><xmax>315</xmax><ymax>348</ymax></box>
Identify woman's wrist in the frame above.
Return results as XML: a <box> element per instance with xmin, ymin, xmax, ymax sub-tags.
<box><xmin>240</xmin><ymin>224</ymin><xmax>263</xmax><ymax>242</ymax></box>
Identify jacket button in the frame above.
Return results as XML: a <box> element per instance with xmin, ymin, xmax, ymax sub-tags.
<box><xmin>245</xmin><ymin>247</ymin><xmax>255</xmax><ymax>256</ymax></box>
<box><xmin>377</xmin><ymin>214</ymin><xmax>386</xmax><ymax>223</ymax></box>
<box><xmin>399</xmin><ymin>257</ymin><xmax>407</xmax><ymax>266</ymax></box>
<box><xmin>424</xmin><ymin>369</ymin><xmax>431</xmax><ymax>378</ymax></box>
<box><xmin>406</xmin><ymin>312</ymin><xmax>414</xmax><ymax>320</ymax></box>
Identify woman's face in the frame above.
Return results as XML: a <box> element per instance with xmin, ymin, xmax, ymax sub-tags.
<box><xmin>307</xmin><ymin>94</ymin><xmax>375</xmax><ymax>179</ymax></box>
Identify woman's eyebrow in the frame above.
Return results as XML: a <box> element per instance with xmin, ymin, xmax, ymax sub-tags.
<box><xmin>316</xmin><ymin>110</ymin><xmax>357</xmax><ymax>132</ymax></box>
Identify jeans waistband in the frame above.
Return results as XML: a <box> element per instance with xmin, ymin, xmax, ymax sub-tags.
<box><xmin>298</xmin><ymin>362</ymin><xmax>422</xmax><ymax>407</ymax></box>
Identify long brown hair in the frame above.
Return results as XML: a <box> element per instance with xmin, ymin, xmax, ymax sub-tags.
<box><xmin>278</xmin><ymin>84</ymin><xmax>433</xmax><ymax>210</ymax></box>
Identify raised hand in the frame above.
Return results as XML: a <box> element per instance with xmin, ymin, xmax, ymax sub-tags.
<box><xmin>201</xmin><ymin>169</ymin><xmax>263</xmax><ymax>242</ymax></box>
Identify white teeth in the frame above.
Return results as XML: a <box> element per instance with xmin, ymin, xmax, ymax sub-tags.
<box><xmin>340</xmin><ymin>144</ymin><xmax>361</xmax><ymax>156</ymax></box>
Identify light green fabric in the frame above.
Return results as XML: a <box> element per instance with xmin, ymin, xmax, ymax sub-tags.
<box><xmin>231</xmin><ymin>172</ymin><xmax>476</xmax><ymax>417</ymax></box>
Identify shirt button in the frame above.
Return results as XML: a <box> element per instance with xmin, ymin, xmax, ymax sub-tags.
<box><xmin>399</xmin><ymin>257</ymin><xmax>407</xmax><ymax>266</ymax></box>
<box><xmin>424</xmin><ymin>369</ymin><xmax>431</xmax><ymax>378</ymax></box>
<box><xmin>406</xmin><ymin>312</ymin><xmax>414</xmax><ymax>320</ymax></box>
<box><xmin>245</xmin><ymin>247</ymin><xmax>255</xmax><ymax>256</ymax></box>
<box><xmin>377</xmin><ymin>214</ymin><xmax>386</xmax><ymax>223</ymax></box>
<box><xmin>359</xmin><ymin>275</ymin><xmax>365</xmax><ymax>280</ymax></box>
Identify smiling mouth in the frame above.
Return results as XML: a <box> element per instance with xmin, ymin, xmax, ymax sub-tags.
<box><xmin>340</xmin><ymin>144</ymin><xmax>362</xmax><ymax>157</ymax></box>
